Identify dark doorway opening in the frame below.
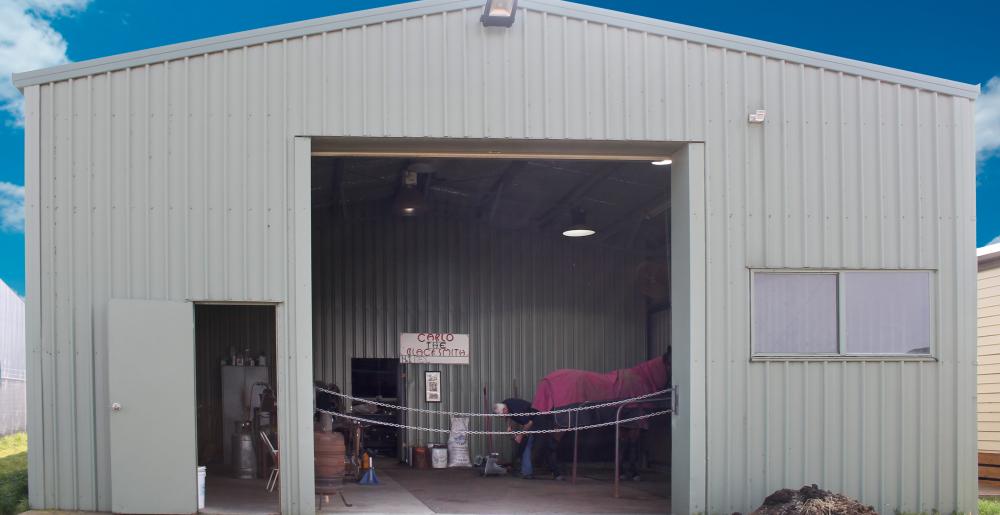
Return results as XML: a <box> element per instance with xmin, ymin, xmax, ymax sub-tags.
<box><xmin>195</xmin><ymin>304</ymin><xmax>279</xmax><ymax>515</ymax></box>
<box><xmin>351</xmin><ymin>357</ymin><xmax>401</xmax><ymax>458</ymax></box>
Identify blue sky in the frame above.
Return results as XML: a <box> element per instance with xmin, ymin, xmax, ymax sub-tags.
<box><xmin>1</xmin><ymin>0</ymin><xmax>998</xmax><ymax>296</ymax></box>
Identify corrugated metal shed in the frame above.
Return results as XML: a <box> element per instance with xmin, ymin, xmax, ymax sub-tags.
<box><xmin>14</xmin><ymin>0</ymin><xmax>978</xmax><ymax>513</ymax></box>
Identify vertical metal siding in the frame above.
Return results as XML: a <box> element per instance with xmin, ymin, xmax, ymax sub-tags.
<box><xmin>649</xmin><ymin>309</ymin><xmax>670</xmax><ymax>359</ymax></box>
<box><xmin>311</xmin><ymin>207</ymin><xmax>647</xmax><ymax>452</ymax></box>
<box><xmin>703</xmin><ymin>59</ymin><xmax>976</xmax><ymax>513</ymax></box>
<box><xmin>25</xmin><ymin>5</ymin><xmax>976</xmax><ymax>514</ymax></box>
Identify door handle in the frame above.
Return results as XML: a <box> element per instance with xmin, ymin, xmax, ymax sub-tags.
<box><xmin>111</xmin><ymin>403</ymin><xmax>122</xmax><ymax>412</ymax></box>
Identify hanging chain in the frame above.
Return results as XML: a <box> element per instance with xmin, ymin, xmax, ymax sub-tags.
<box><xmin>315</xmin><ymin>386</ymin><xmax>671</xmax><ymax>418</ymax></box>
<box><xmin>316</xmin><ymin>407</ymin><xmax>671</xmax><ymax>435</ymax></box>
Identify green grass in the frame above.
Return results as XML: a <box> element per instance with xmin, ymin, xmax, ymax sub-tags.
<box><xmin>0</xmin><ymin>433</ymin><xmax>28</xmax><ymax>515</ymax></box>
<box><xmin>982</xmin><ymin>498</ymin><xmax>1000</xmax><ymax>515</ymax></box>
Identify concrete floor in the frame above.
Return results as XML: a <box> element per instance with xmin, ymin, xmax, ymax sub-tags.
<box><xmin>321</xmin><ymin>470</ymin><xmax>434</xmax><ymax>514</ymax></box>
<box><xmin>195</xmin><ymin>459</ymin><xmax>668</xmax><ymax>514</ymax></box>
<box><xmin>201</xmin><ymin>474</ymin><xmax>280</xmax><ymax>515</ymax></box>
<box><xmin>23</xmin><ymin>460</ymin><xmax>667</xmax><ymax>515</ymax></box>
<box><xmin>323</xmin><ymin>459</ymin><xmax>669</xmax><ymax>514</ymax></box>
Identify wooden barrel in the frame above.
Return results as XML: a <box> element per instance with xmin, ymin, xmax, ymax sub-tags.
<box><xmin>314</xmin><ymin>431</ymin><xmax>346</xmax><ymax>480</ymax></box>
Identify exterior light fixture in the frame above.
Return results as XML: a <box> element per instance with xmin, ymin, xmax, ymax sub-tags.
<box><xmin>481</xmin><ymin>0</ymin><xmax>518</xmax><ymax>27</ymax></box>
<box><xmin>651</xmin><ymin>159</ymin><xmax>672</xmax><ymax>166</ymax></box>
<box><xmin>393</xmin><ymin>169</ymin><xmax>427</xmax><ymax>217</ymax></box>
<box><xmin>562</xmin><ymin>207</ymin><xmax>596</xmax><ymax>238</ymax></box>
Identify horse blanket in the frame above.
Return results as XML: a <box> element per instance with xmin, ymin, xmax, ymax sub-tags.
<box><xmin>531</xmin><ymin>355</ymin><xmax>669</xmax><ymax>419</ymax></box>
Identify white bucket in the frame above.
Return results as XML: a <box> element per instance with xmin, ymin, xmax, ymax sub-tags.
<box><xmin>430</xmin><ymin>446</ymin><xmax>448</xmax><ymax>469</ymax></box>
<box><xmin>197</xmin><ymin>466</ymin><xmax>206</xmax><ymax>509</ymax></box>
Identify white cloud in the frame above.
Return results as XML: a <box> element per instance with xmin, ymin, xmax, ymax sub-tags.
<box><xmin>0</xmin><ymin>181</ymin><xmax>25</xmax><ymax>233</ymax></box>
<box><xmin>0</xmin><ymin>0</ymin><xmax>91</xmax><ymax>124</ymax></box>
<box><xmin>978</xmin><ymin>77</ymin><xmax>1000</xmax><ymax>162</ymax></box>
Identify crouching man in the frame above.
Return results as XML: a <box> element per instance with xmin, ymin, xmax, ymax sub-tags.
<box><xmin>495</xmin><ymin>398</ymin><xmax>564</xmax><ymax>480</ymax></box>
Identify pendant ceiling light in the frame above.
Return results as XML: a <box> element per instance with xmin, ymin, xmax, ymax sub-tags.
<box><xmin>562</xmin><ymin>207</ymin><xmax>596</xmax><ymax>238</ymax></box>
<box><xmin>393</xmin><ymin>169</ymin><xmax>427</xmax><ymax>217</ymax></box>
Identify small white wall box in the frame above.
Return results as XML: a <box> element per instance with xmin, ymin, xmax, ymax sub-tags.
<box><xmin>748</xmin><ymin>110</ymin><xmax>767</xmax><ymax>123</ymax></box>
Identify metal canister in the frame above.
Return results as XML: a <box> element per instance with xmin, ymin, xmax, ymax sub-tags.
<box><xmin>232</xmin><ymin>432</ymin><xmax>257</xmax><ymax>479</ymax></box>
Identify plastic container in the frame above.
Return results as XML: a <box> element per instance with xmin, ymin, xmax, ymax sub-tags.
<box><xmin>197</xmin><ymin>466</ymin><xmax>206</xmax><ymax>509</ymax></box>
<box><xmin>430</xmin><ymin>445</ymin><xmax>448</xmax><ymax>469</ymax></box>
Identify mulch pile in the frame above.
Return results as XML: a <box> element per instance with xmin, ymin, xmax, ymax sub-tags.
<box><xmin>750</xmin><ymin>484</ymin><xmax>877</xmax><ymax>515</ymax></box>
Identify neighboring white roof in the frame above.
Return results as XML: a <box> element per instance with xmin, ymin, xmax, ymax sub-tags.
<box><xmin>11</xmin><ymin>0</ymin><xmax>979</xmax><ymax>99</ymax></box>
<box><xmin>980</xmin><ymin>242</ymin><xmax>1000</xmax><ymax>260</ymax></box>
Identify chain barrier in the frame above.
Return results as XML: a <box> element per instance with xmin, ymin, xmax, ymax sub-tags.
<box><xmin>315</xmin><ymin>386</ymin><xmax>671</xmax><ymax>418</ymax></box>
<box><xmin>316</xmin><ymin>407</ymin><xmax>671</xmax><ymax>435</ymax></box>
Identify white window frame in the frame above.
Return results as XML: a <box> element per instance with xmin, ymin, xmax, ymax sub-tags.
<box><xmin>749</xmin><ymin>268</ymin><xmax>937</xmax><ymax>361</ymax></box>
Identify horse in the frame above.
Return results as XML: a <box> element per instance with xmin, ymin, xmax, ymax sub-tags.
<box><xmin>530</xmin><ymin>351</ymin><xmax>671</xmax><ymax>480</ymax></box>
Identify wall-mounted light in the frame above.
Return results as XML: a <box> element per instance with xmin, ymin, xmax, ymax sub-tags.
<box><xmin>393</xmin><ymin>169</ymin><xmax>427</xmax><ymax>217</ymax></box>
<box><xmin>481</xmin><ymin>0</ymin><xmax>518</xmax><ymax>27</ymax></box>
<box><xmin>651</xmin><ymin>159</ymin><xmax>672</xmax><ymax>166</ymax></box>
<box><xmin>562</xmin><ymin>207</ymin><xmax>596</xmax><ymax>238</ymax></box>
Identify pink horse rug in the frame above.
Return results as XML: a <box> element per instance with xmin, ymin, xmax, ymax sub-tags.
<box><xmin>531</xmin><ymin>355</ymin><xmax>670</xmax><ymax>427</ymax></box>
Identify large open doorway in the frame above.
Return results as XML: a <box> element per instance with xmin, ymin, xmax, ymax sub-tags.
<box><xmin>194</xmin><ymin>304</ymin><xmax>280</xmax><ymax>515</ymax></box>
<box><xmin>309</xmin><ymin>149</ymin><xmax>674</xmax><ymax>513</ymax></box>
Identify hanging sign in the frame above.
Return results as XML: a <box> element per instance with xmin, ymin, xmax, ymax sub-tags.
<box><xmin>399</xmin><ymin>333</ymin><xmax>470</xmax><ymax>365</ymax></box>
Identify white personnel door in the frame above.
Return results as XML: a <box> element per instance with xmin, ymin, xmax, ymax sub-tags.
<box><xmin>108</xmin><ymin>299</ymin><xmax>197</xmax><ymax>514</ymax></box>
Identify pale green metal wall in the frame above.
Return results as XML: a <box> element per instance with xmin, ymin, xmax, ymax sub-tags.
<box><xmin>699</xmin><ymin>64</ymin><xmax>977</xmax><ymax>513</ymax></box>
<box><xmin>19</xmin><ymin>0</ymin><xmax>976</xmax><ymax>513</ymax></box>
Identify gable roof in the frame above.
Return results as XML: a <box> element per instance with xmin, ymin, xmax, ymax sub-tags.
<box><xmin>12</xmin><ymin>0</ymin><xmax>979</xmax><ymax>99</ymax></box>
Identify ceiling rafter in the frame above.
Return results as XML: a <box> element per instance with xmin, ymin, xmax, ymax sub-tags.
<box><xmin>476</xmin><ymin>161</ymin><xmax>526</xmax><ymax>219</ymax></box>
<box><xmin>598</xmin><ymin>194</ymin><xmax>670</xmax><ymax>243</ymax></box>
<box><xmin>533</xmin><ymin>162</ymin><xmax>619</xmax><ymax>229</ymax></box>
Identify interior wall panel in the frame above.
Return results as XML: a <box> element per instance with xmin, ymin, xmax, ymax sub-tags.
<box><xmin>311</xmin><ymin>206</ymin><xmax>648</xmax><ymax>452</ymax></box>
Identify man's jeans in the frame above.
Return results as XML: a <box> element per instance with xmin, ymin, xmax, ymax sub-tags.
<box><xmin>520</xmin><ymin>436</ymin><xmax>535</xmax><ymax>476</ymax></box>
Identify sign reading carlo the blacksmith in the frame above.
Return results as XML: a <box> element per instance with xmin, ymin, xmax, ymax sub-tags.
<box><xmin>399</xmin><ymin>333</ymin><xmax>470</xmax><ymax>365</ymax></box>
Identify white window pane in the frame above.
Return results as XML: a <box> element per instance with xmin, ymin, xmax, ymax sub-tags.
<box><xmin>843</xmin><ymin>271</ymin><xmax>931</xmax><ymax>354</ymax></box>
<box><xmin>753</xmin><ymin>273</ymin><xmax>838</xmax><ymax>354</ymax></box>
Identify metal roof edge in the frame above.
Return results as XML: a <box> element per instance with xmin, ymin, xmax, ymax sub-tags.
<box><xmin>12</xmin><ymin>0</ymin><xmax>980</xmax><ymax>100</ymax></box>
<box><xmin>979</xmin><ymin>242</ymin><xmax>1000</xmax><ymax>262</ymax></box>
<box><xmin>523</xmin><ymin>0</ymin><xmax>979</xmax><ymax>99</ymax></box>
<box><xmin>11</xmin><ymin>0</ymin><xmax>482</xmax><ymax>89</ymax></box>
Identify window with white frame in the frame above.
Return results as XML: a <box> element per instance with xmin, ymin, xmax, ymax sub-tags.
<box><xmin>751</xmin><ymin>270</ymin><xmax>933</xmax><ymax>357</ymax></box>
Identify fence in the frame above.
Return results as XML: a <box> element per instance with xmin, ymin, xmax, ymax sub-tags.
<box><xmin>0</xmin><ymin>378</ymin><xmax>26</xmax><ymax>436</ymax></box>
<box><xmin>0</xmin><ymin>279</ymin><xmax>25</xmax><ymax>436</ymax></box>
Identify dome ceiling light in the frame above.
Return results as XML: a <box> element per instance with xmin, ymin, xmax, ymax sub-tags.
<box><xmin>562</xmin><ymin>207</ymin><xmax>596</xmax><ymax>238</ymax></box>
